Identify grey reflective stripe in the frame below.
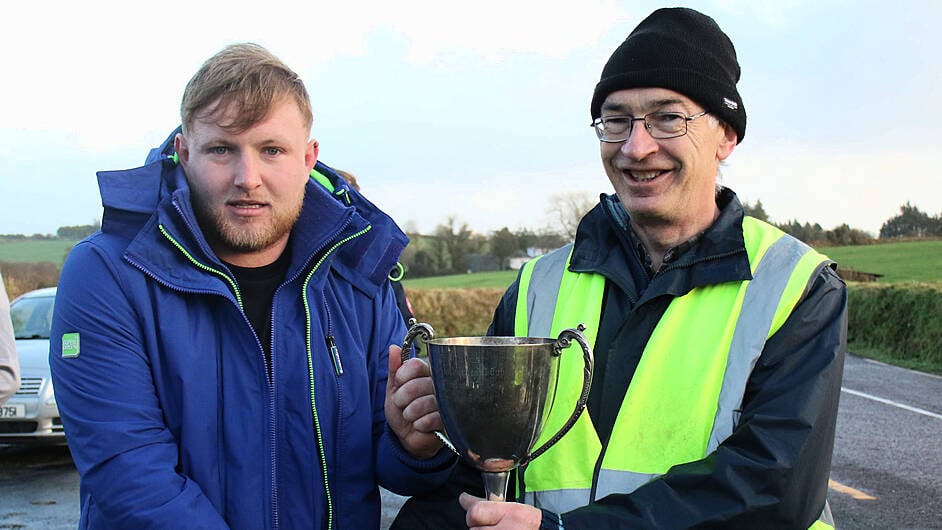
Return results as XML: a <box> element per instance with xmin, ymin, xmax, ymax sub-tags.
<box><xmin>707</xmin><ymin>234</ymin><xmax>813</xmax><ymax>452</ymax></box>
<box><xmin>525</xmin><ymin>244</ymin><xmax>573</xmax><ymax>336</ymax></box>
<box><xmin>820</xmin><ymin>500</ymin><xmax>835</xmax><ymax>526</ymax></box>
<box><xmin>529</xmin><ymin>480</ymin><xmax>835</xmax><ymax>527</ymax></box>
<box><xmin>595</xmin><ymin>468</ymin><xmax>658</xmax><ymax>499</ymax></box>
<box><xmin>523</xmin><ymin>489</ymin><xmax>591</xmax><ymax>513</ymax></box>
<box><xmin>595</xmin><ymin>469</ymin><xmax>835</xmax><ymax>528</ymax></box>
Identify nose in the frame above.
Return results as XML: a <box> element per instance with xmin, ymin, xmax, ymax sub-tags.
<box><xmin>620</xmin><ymin>121</ymin><xmax>659</xmax><ymax>160</ymax></box>
<box><xmin>234</xmin><ymin>152</ymin><xmax>262</xmax><ymax>190</ymax></box>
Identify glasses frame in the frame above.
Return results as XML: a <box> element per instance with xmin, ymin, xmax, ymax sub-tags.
<box><xmin>591</xmin><ymin>111</ymin><xmax>709</xmax><ymax>143</ymax></box>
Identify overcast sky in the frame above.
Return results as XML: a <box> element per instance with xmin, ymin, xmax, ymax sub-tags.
<box><xmin>1</xmin><ymin>0</ymin><xmax>939</xmax><ymax>239</ymax></box>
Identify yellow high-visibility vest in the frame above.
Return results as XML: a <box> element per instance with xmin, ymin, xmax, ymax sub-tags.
<box><xmin>514</xmin><ymin>217</ymin><xmax>834</xmax><ymax>529</ymax></box>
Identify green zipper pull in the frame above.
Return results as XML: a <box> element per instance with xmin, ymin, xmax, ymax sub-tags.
<box><xmin>326</xmin><ymin>335</ymin><xmax>343</xmax><ymax>376</ymax></box>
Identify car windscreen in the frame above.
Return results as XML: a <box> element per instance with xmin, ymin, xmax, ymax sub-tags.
<box><xmin>11</xmin><ymin>295</ymin><xmax>55</xmax><ymax>340</ymax></box>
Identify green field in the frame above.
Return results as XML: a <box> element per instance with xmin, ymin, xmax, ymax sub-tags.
<box><xmin>404</xmin><ymin>270</ymin><xmax>518</xmax><ymax>290</ymax></box>
<box><xmin>819</xmin><ymin>239</ymin><xmax>942</xmax><ymax>283</ymax></box>
<box><xmin>0</xmin><ymin>239</ymin><xmax>79</xmax><ymax>265</ymax></box>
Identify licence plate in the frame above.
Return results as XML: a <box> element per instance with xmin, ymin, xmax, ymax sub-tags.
<box><xmin>0</xmin><ymin>404</ymin><xmax>26</xmax><ymax>418</ymax></box>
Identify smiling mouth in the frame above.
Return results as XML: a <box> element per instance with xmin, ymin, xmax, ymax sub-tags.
<box><xmin>628</xmin><ymin>169</ymin><xmax>667</xmax><ymax>182</ymax></box>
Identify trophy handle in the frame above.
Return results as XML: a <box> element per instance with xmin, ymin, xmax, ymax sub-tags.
<box><xmin>399</xmin><ymin>320</ymin><xmax>460</xmax><ymax>458</ymax></box>
<box><xmin>520</xmin><ymin>323</ymin><xmax>594</xmax><ymax>466</ymax></box>
<box><xmin>400</xmin><ymin>319</ymin><xmax>435</xmax><ymax>364</ymax></box>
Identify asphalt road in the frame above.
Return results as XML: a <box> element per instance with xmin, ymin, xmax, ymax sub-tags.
<box><xmin>828</xmin><ymin>354</ymin><xmax>942</xmax><ymax>529</ymax></box>
<box><xmin>0</xmin><ymin>443</ymin><xmax>78</xmax><ymax>529</ymax></box>
<box><xmin>0</xmin><ymin>447</ymin><xmax>407</xmax><ymax>529</ymax></box>
<box><xmin>2</xmin><ymin>353</ymin><xmax>940</xmax><ymax>529</ymax></box>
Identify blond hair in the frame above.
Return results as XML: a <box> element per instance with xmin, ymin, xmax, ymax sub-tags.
<box><xmin>181</xmin><ymin>43</ymin><xmax>312</xmax><ymax>134</ymax></box>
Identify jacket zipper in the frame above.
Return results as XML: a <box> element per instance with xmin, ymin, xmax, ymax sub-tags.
<box><xmin>301</xmin><ymin>224</ymin><xmax>372</xmax><ymax>530</ymax></box>
<box><xmin>158</xmin><ymin>209</ymin><xmax>284</xmax><ymax>527</ymax></box>
<box><xmin>159</xmin><ymin>196</ymin><xmax>372</xmax><ymax>529</ymax></box>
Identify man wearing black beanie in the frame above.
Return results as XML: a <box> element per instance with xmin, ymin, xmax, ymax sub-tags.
<box><xmin>394</xmin><ymin>7</ymin><xmax>846</xmax><ymax>530</ymax></box>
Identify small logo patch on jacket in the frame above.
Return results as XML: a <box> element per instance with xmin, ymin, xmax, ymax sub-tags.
<box><xmin>62</xmin><ymin>333</ymin><xmax>80</xmax><ymax>358</ymax></box>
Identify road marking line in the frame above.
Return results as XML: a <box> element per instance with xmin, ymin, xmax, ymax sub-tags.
<box><xmin>842</xmin><ymin>387</ymin><xmax>942</xmax><ymax>420</ymax></box>
<box><xmin>829</xmin><ymin>479</ymin><xmax>876</xmax><ymax>500</ymax></box>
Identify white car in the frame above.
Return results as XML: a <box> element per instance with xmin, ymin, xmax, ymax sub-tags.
<box><xmin>0</xmin><ymin>286</ymin><xmax>64</xmax><ymax>444</ymax></box>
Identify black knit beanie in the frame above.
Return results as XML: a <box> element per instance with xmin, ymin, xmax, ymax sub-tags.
<box><xmin>590</xmin><ymin>7</ymin><xmax>746</xmax><ymax>143</ymax></box>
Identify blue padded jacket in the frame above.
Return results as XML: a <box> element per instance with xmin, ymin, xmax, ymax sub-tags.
<box><xmin>50</xmin><ymin>130</ymin><xmax>452</xmax><ymax>529</ymax></box>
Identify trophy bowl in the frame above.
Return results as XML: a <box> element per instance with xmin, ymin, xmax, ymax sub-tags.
<box><xmin>402</xmin><ymin>321</ymin><xmax>593</xmax><ymax>501</ymax></box>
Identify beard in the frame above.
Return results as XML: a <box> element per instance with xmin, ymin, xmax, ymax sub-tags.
<box><xmin>191</xmin><ymin>188</ymin><xmax>305</xmax><ymax>258</ymax></box>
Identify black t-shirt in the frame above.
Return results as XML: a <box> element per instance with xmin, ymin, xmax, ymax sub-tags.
<box><xmin>226</xmin><ymin>251</ymin><xmax>291</xmax><ymax>372</ymax></box>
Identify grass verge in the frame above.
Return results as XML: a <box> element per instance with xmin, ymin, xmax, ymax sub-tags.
<box><xmin>846</xmin><ymin>282</ymin><xmax>942</xmax><ymax>375</ymax></box>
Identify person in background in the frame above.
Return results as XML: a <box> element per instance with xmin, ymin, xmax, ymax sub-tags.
<box><xmin>394</xmin><ymin>7</ymin><xmax>846</xmax><ymax>529</ymax></box>
<box><xmin>0</xmin><ymin>272</ymin><xmax>20</xmax><ymax>405</ymax></box>
<box><xmin>333</xmin><ymin>168</ymin><xmax>416</xmax><ymax>325</ymax></box>
<box><xmin>49</xmin><ymin>43</ymin><xmax>452</xmax><ymax>529</ymax></box>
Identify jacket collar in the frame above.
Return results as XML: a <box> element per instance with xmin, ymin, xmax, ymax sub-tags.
<box><xmin>570</xmin><ymin>187</ymin><xmax>752</xmax><ymax>303</ymax></box>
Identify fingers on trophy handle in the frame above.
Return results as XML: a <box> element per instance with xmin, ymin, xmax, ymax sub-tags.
<box><xmin>400</xmin><ymin>319</ymin><xmax>435</xmax><ymax>364</ymax></box>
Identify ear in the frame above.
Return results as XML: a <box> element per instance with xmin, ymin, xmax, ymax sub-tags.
<box><xmin>305</xmin><ymin>138</ymin><xmax>319</xmax><ymax>174</ymax></box>
<box><xmin>174</xmin><ymin>133</ymin><xmax>189</xmax><ymax>166</ymax></box>
<box><xmin>716</xmin><ymin>124</ymin><xmax>737</xmax><ymax>161</ymax></box>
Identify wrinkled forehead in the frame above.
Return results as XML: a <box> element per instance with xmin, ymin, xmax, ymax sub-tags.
<box><xmin>600</xmin><ymin>87</ymin><xmax>700</xmax><ymax>115</ymax></box>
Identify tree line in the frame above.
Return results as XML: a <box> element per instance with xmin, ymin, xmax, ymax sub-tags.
<box><xmin>401</xmin><ymin>217</ymin><xmax>569</xmax><ymax>278</ymax></box>
<box><xmin>0</xmin><ymin>222</ymin><xmax>100</xmax><ymax>241</ymax></box>
<box><xmin>743</xmin><ymin>200</ymin><xmax>942</xmax><ymax>246</ymax></box>
<box><xmin>401</xmin><ymin>200</ymin><xmax>942</xmax><ymax>278</ymax></box>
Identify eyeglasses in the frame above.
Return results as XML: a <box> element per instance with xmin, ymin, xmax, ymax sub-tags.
<box><xmin>591</xmin><ymin>111</ymin><xmax>709</xmax><ymax>142</ymax></box>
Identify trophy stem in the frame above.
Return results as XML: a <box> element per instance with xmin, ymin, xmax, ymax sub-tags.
<box><xmin>482</xmin><ymin>471</ymin><xmax>510</xmax><ymax>502</ymax></box>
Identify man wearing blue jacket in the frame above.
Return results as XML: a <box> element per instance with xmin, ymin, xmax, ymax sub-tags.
<box><xmin>49</xmin><ymin>43</ymin><xmax>452</xmax><ymax>529</ymax></box>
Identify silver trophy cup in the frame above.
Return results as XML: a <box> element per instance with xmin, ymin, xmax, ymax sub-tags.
<box><xmin>402</xmin><ymin>320</ymin><xmax>593</xmax><ymax>501</ymax></box>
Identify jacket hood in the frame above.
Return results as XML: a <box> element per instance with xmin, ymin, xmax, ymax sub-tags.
<box><xmin>97</xmin><ymin>127</ymin><xmax>407</xmax><ymax>297</ymax></box>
